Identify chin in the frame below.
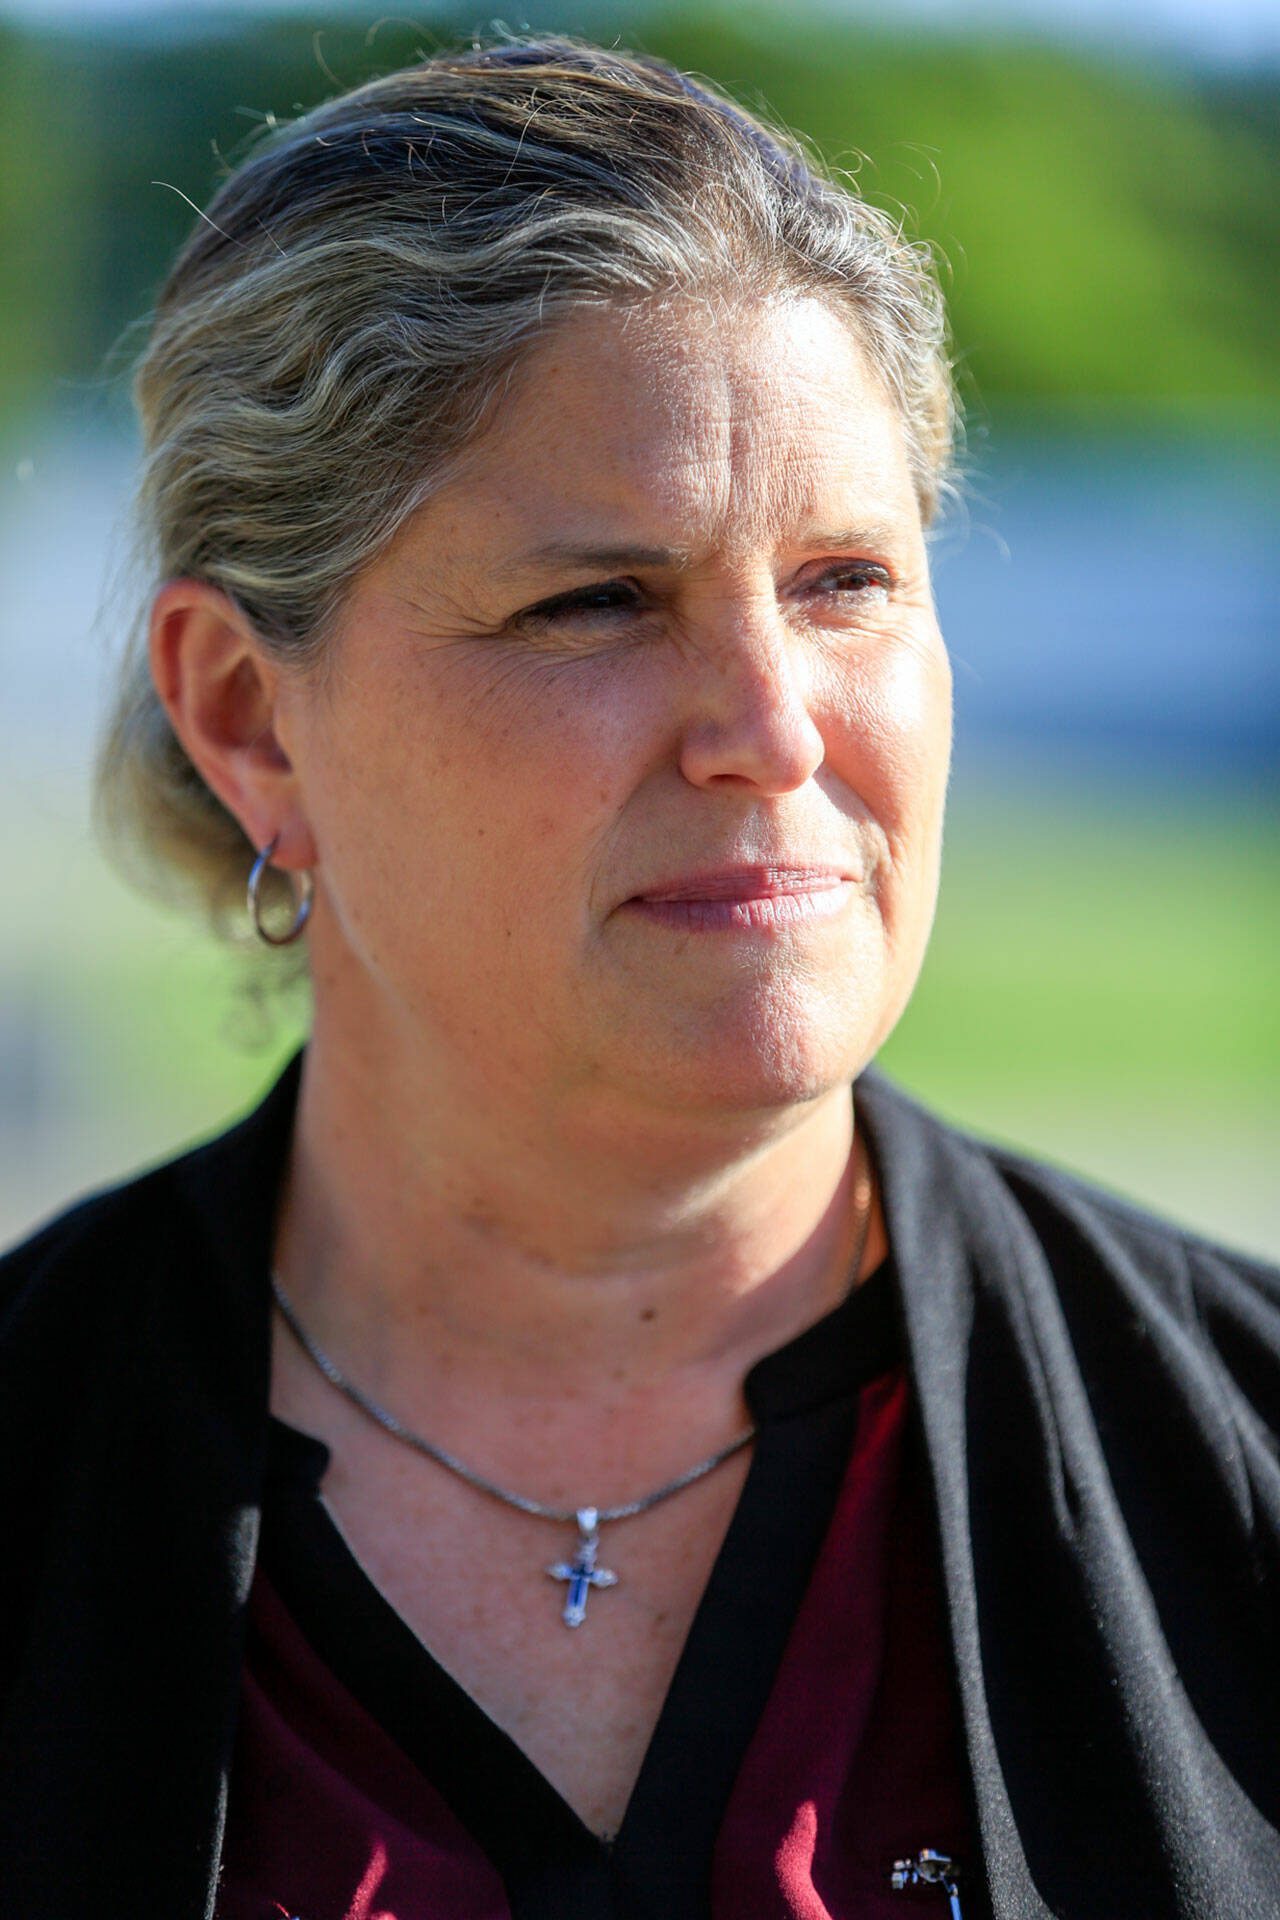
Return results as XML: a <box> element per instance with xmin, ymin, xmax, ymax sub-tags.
<box><xmin>626</xmin><ymin>996</ymin><xmax>878</xmax><ymax>1121</ymax></box>
<box><xmin>583</xmin><ymin>932</ymin><xmax>915</xmax><ymax>1119</ymax></box>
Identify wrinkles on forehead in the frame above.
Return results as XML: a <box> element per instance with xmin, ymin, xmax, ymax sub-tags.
<box><xmin>373</xmin><ymin>292</ymin><xmax>920</xmax><ymax>622</ymax></box>
<box><xmin>521</xmin><ymin>297</ymin><xmax>905</xmax><ymax>558</ymax></box>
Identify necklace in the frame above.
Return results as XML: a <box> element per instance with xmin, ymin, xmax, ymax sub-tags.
<box><xmin>270</xmin><ymin>1137</ymin><xmax>872</xmax><ymax>1628</ymax></box>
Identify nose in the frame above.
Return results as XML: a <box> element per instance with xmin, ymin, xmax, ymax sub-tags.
<box><xmin>677</xmin><ymin>603</ymin><xmax>826</xmax><ymax>797</ymax></box>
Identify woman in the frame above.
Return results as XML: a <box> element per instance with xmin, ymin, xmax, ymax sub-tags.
<box><xmin>1</xmin><ymin>35</ymin><xmax>1276</xmax><ymax>1920</ymax></box>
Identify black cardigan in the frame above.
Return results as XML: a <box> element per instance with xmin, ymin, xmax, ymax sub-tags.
<box><xmin>1</xmin><ymin>1058</ymin><xmax>1278</xmax><ymax>1919</ymax></box>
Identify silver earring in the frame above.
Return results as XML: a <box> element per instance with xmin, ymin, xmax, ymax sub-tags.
<box><xmin>247</xmin><ymin>834</ymin><xmax>313</xmax><ymax>947</ymax></box>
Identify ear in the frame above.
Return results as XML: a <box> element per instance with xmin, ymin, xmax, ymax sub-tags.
<box><xmin>148</xmin><ymin>579</ymin><xmax>317</xmax><ymax>871</ymax></box>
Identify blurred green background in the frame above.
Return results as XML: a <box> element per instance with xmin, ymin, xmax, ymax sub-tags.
<box><xmin>2</xmin><ymin>0</ymin><xmax>1276</xmax><ymax>1254</ymax></box>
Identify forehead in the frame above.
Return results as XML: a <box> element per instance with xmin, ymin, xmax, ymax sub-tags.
<box><xmin>420</xmin><ymin>294</ymin><xmax>920</xmax><ymax>564</ymax></box>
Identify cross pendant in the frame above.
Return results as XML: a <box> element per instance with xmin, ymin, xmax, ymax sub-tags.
<box><xmin>891</xmin><ymin>1850</ymin><xmax>963</xmax><ymax>1918</ymax></box>
<box><xmin>547</xmin><ymin>1506</ymin><xmax>619</xmax><ymax>1627</ymax></box>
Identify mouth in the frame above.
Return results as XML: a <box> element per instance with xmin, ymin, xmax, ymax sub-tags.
<box><xmin>625</xmin><ymin>865</ymin><xmax>855</xmax><ymax>933</ymax></box>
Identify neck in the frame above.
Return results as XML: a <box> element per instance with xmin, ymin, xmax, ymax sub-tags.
<box><xmin>275</xmin><ymin>1013</ymin><xmax>883</xmax><ymax>1419</ymax></box>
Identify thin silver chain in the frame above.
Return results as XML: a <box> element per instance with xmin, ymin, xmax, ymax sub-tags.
<box><xmin>269</xmin><ymin>1137</ymin><xmax>871</xmax><ymax>1529</ymax></box>
<box><xmin>270</xmin><ymin>1272</ymin><xmax>754</xmax><ymax>1524</ymax></box>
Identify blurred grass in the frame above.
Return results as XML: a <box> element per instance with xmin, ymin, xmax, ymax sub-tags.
<box><xmin>2</xmin><ymin>779</ymin><xmax>1275</xmax><ymax>1260</ymax></box>
<box><xmin>886</xmin><ymin>785</ymin><xmax>1278</xmax><ymax>1100</ymax></box>
<box><xmin>878</xmin><ymin>778</ymin><xmax>1278</xmax><ymax>1253</ymax></box>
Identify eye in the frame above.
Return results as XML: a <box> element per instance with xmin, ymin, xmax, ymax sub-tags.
<box><xmin>511</xmin><ymin>579</ymin><xmax>644</xmax><ymax>628</ymax></box>
<box><xmin>818</xmin><ymin>561</ymin><xmax>892</xmax><ymax>597</ymax></box>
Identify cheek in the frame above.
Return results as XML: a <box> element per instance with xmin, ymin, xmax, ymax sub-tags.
<box><xmin>459</xmin><ymin>665</ymin><xmax>648</xmax><ymax>861</ymax></box>
<box><xmin>319</xmin><ymin>655</ymin><xmax>653</xmax><ymax>914</ymax></box>
<box><xmin>826</xmin><ymin>630</ymin><xmax>952</xmax><ymax>833</ymax></box>
<box><xmin>887</xmin><ymin>638</ymin><xmax>953</xmax><ymax>813</ymax></box>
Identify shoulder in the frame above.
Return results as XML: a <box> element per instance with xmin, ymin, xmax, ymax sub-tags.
<box><xmin>2</xmin><ymin>1155</ymin><xmax>185</xmax><ymax>1288</ymax></box>
<box><xmin>859</xmin><ymin>1071</ymin><xmax>1280</xmax><ymax>1580</ymax></box>
<box><xmin>0</xmin><ymin>1058</ymin><xmax>301</xmax><ymax>1589</ymax></box>
<box><xmin>0</xmin><ymin>1052</ymin><xmax>304</xmax><ymax>1355</ymax></box>
<box><xmin>0</xmin><ymin>1156</ymin><xmax>195</xmax><ymax>1380</ymax></box>
<box><xmin>859</xmin><ymin>1066</ymin><xmax>1277</xmax><ymax>1282</ymax></box>
<box><xmin>856</xmin><ymin>1069</ymin><xmax>1280</xmax><ymax>1405</ymax></box>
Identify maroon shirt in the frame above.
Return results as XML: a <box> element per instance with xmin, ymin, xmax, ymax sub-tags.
<box><xmin>216</xmin><ymin>1261</ymin><xmax>975</xmax><ymax>1919</ymax></box>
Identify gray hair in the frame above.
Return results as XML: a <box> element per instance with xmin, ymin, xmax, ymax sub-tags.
<box><xmin>97</xmin><ymin>34</ymin><xmax>957</xmax><ymax>936</ymax></box>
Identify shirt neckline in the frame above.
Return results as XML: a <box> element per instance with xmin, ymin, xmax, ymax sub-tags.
<box><xmin>257</xmin><ymin>1256</ymin><xmax>902</xmax><ymax>1917</ymax></box>
<box><xmin>266</xmin><ymin>1251</ymin><xmax>899</xmax><ymax>1489</ymax></box>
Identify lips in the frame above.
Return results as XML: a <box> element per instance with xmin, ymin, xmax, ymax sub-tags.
<box><xmin>635</xmin><ymin>865</ymin><xmax>848</xmax><ymax>904</ymax></box>
<box><xmin>625</xmin><ymin>865</ymin><xmax>855</xmax><ymax>933</ymax></box>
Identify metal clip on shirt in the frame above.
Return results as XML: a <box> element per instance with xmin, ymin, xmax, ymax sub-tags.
<box><xmin>891</xmin><ymin>1849</ymin><xmax>964</xmax><ymax>1918</ymax></box>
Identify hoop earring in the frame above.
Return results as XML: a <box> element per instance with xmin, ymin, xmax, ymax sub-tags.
<box><xmin>247</xmin><ymin>834</ymin><xmax>313</xmax><ymax>947</ymax></box>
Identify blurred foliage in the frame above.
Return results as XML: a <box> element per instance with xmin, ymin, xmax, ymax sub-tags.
<box><xmin>0</xmin><ymin>2</ymin><xmax>1276</xmax><ymax>432</ymax></box>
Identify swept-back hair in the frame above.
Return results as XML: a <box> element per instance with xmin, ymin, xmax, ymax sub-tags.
<box><xmin>98</xmin><ymin>35</ymin><xmax>956</xmax><ymax>934</ymax></box>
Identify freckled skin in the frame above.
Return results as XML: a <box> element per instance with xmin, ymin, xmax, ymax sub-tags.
<box><xmin>274</xmin><ymin>294</ymin><xmax>952</xmax><ymax>1133</ymax></box>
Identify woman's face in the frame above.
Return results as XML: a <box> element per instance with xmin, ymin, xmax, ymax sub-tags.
<box><xmin>278</xmin><ymin>295</ymin><xmax>951</xmax><ymax>1119</ymax></box>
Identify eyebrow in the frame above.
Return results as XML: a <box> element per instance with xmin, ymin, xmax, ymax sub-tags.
<box><xmin>797</xmin><ymin>523</ymin><xmax>902</xmax><ymax>553</ymax></box>
<box><xmin>491</xmin><ymin>541</ymin><xmax>695</xmax><ymax>582</ymax></box>
<box><xmin>492</xmin><ymin>525</ymin><xmax>901</xmax><ymax>582</ymax></box>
